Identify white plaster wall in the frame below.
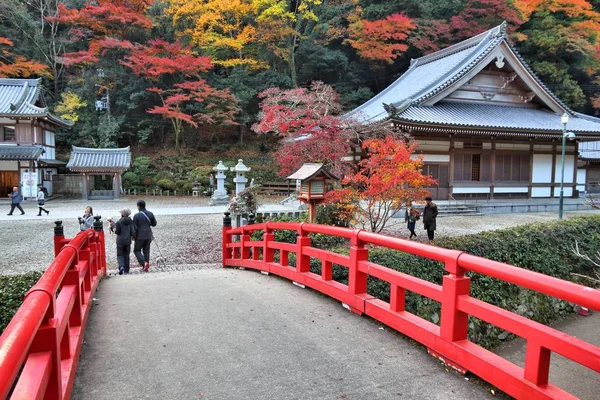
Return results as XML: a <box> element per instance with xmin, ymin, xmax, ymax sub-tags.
<box><xmin>44</xmin><ymin>131</ymin><xmax>55</xmax><ymax>147</ymax></box>
<box><xmin>416</xmin><ymin>140</ymin><xmax>450</xmax><ymax>152</ymax></box>
<box><xmin>410</xmin><ymin>154</ymin><xmax>450</xmax><ymax>162</ymax></box>
<box><xmin>0</xmin><ymin>161</ymin><xmax>18</xmax><ymax>171</ymax></box>
<box><xmin>577</xmin><ymin>169</ymin><xmax>586</xmax><ymax>184</ymax></box>
<box><xmin>482</xmin><ymin>143</ymin><xmax>492</xmax><ymax>149</ymax></box>
<box><xmin>453</xmin><ymin>187</ymin><xmax>490</xmax><ymax>194</ymax></box>
<box><xmin>553</xmin><ymin>188</ymin><xmax>573</xmax><ymax>197</ymax></box>
<box><xmin>531</xmin><ymin>187</ymin><xmax>551</xmax><ymax>197</ymax></box>
<box><xmin>494</xmin><ymin>187</ymin><xmax>528</xmax><ymax>193</ymax></box>
<box><xmin>554</xmin><ymin>155</ymin><xmax>574</xmax><ymax>183</ymax></box>
<box><xmin>532</xmin><ymin>154</ymin><xmax>553</xmax><ymax>183</ymax></box>
<box><xmin>534</xmin><ymin>144</ymin><xmax>553</xmax><ymax>151</ymax></box>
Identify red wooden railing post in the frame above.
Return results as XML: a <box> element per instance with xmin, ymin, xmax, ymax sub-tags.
<box><xmin>296</xmin><ymin>223</ymin><xmax>311</xmax><ymax>273</ymax></box>
<box><xmin>440</xmin><ymin>252</ymin><xmax>470</xmax><ymax>342</ymax></box>
<box><xmin>524</xmin><ymin>341</ymin><xmax>551</xmax><ymax>386</ymax></box>
<box><xmin>264</xmin><ymin>222</ymin><xmax>275</xmax><ymax>263</ymax></box>
<box><xmin>349</xmin><ymin>230</ymin><xmax>368</xmax><ymax>296</ymax></box>
<box><xmin>53</xmin><ymin>221</ymin><xmax>64</xmax><ymax>257</ymax></box>
<box><xmin>222</xmin><ymin>212</ymin><xmax>232</xmax><ymax>266</ymax></box>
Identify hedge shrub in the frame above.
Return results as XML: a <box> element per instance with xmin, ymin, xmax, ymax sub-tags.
<box><xmin>0</xmin><ymin>272</ymin><xmax>42</xmax><ymax>333</ymax></box>
<box><xmin>269</xmin><ymin>216</ymin><xmax>600</xmax><ymax>350</ymax></box>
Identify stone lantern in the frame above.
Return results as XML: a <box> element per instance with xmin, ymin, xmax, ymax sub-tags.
<box><xmin>231</xmin><ymin>159</ymin><xmax>251</xmax><ymax>196</ymax></box>
<box><xmin>210</xmin><ymin>161</ymin><xmax>229</xmax><ymax>205</ymax></box>
<box><xmin>192</xmin><ymin>181</ymin><xmax>200</xmax><ymax>197</ymax></box>
<box><xmin>287</xmin><ymin>163</ymin><xmax>338</xmax><ymax>222</ymax></box>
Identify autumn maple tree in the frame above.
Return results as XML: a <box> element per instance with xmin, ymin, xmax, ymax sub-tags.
<box><xmin>252</xmin><ymin>81</ymin><xmax>351</xmax><ymax>177</ymax></box>
<box><xmin>346</xmin><ymin>12</ymin><xmax>416</xmax><ymax>63</ymax></box>
<box><xmin>325</xmin><ymin>136</ymin><xmax>436</xmax><ymax>233</ymax></box>
<box><xmin>0</xmin><ymin>37</ymin><xmax>51</xmax><ymax>78</ymax></box>
<box><xmin>122</xmin><ymin>39</ymin><xmax>238</xmax><ymax>154</ymax></box>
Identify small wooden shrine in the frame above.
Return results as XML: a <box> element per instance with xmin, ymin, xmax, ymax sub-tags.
<box><xmin>287</xmin><ymin>163</ymin><xmax>338</xmax><ymax>222</ymax></box>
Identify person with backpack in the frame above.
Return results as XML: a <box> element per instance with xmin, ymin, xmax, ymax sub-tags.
<box><xmin>133</xmin><ymin>200</ymin><xmax>157</xmax><ymax>272</ymax></box>
<box><xmin>7</xmin><ymin>186</ymin><xmax>25</xmax><ymax>215</ymax></box>
<box><xmin>115</xmin><ymin>208</ymin><xmax>135</xmax><ymax>275</ymax></box>
<box><xmin>405</xmin><ymin>202</ymin><xmax>420</xmax><ymax>239</ymax></box>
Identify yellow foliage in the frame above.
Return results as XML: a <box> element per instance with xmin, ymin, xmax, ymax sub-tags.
<box><xmin>55</xmin><ymin>92</ymin><xmax>88</xmax><ymax>123</ymax></box>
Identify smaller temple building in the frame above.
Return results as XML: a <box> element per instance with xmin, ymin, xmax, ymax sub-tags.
<box><xmin>0</xmin><ymin>78</ymin><xmax>71</xmax><ymax>197</ymax></box>
<box><xmin>66</xmin><ymin>146</ymin><xmax>131</xmax><ymax>200</ymax></box>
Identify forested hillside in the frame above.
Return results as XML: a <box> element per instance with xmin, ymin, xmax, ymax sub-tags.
<box><xmin>1</xmin><ymin>0</ymin><xmax>600</xmax><ymax>154</ymax></box>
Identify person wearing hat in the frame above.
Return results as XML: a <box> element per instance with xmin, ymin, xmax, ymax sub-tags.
<box><xmin>422</xmin><ymin>196</ymin><xmax>438</xmax><ymax>241</ymax></box>
<box><xmin>115</xmin><ymin>208</ymin><xmax>135</xmax><ymax>275</ymax></box>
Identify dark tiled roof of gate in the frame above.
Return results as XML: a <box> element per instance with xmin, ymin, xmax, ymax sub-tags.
<box><xmin>67</xmin><ymin>146</ymin><xmax>131</xmax><ymax>171</ymax></box>
<box><xmin>0</xmin><ymin>144</ymin><xmax>44</xmax><ymax>160</ymax></box>
<box><xmin>0</xmin><ymin>78</ymin><xmax>72</xmax><ymax>127</ymax></box>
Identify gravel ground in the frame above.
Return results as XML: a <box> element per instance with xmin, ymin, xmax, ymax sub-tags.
<box><xmin>0</xmin><ymin>195</ymin><xmax>599</xmax><ymax>276</ymax></box>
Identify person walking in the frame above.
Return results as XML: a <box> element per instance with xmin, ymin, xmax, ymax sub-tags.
<box><xmin>405</xmin><ymin>203</ymin><xmax>420</xmax><ymax>239</ymax></box>
<box><xmin>422</xmin><ymin>196</ymin><xmax>438</xmax><ymax>241</ymax></box>
<box><xmin>78</xmin><ymin>206</ymin><xmax>94</xmax><ymax>231</ymax></box>
<box><xmin>36</xmin><ymin>185</ymin><xmax>49</xmax><ymax>216</ymax></box>
<box><xmin>133</xmin><ymin>200</ymin><xmax>157</xmax><ymax>272</ymax></box>
<box><xmin>115</xmin><ymin>208</ymin><xmax>135</xmax><ymax>275</ymax></box>
<box><xmin>7</xmin><ymin>186</ymin><xmax>25</xmax><ymax>215</ymax></box>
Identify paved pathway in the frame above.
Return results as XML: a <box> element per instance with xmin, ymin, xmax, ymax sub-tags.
<box><xmin>72</xmin><ymin>269</ymin><xmax>493</xmax><ymax>400</ymax></box>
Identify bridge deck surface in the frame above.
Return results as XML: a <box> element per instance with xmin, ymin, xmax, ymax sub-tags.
<box><xmin>73</xmin><ymin>269</ymin><xmax>493</xmax><ymax>400</ymax></box>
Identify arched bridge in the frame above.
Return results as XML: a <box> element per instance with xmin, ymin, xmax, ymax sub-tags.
<box><xmin>1</xmin><ymin>214</ymin><xmax>599</xmax><ymax>399</ymax></box>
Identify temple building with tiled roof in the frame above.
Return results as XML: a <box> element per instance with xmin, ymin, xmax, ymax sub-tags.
<box><xmin>0</xmin><ymin>78</ymin><xmax>72</xmax><ymax>198</ymax></box>
<box><xmin>349</xmin><ymin>22</ymin><xmax>600</xmax><ymax>199</ymax></box>
<box><xmin>67</xmin><ymin>146</ymin><xmax>131</xmax><ymax>200</ymax></box>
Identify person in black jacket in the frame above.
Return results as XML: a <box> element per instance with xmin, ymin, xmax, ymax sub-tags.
<box><xmin>422</xmin><ymin>196</ymin><xmax>438</xmax><ymax>241</ymax></box>
<box><xmin>133</xmin><ymin>200</ymin><xmax>157</xmax><ymax>272</ymax></box>
<box><xmin>115</xmin><ymin>208</ymin><xmax>135</xmax><ymax>275</ymax></box>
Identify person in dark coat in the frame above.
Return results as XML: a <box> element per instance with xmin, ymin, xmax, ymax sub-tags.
<box><xmin>115</xmin><ymin>208</ymin><xmax>135</xmax><ymax>275</ymax></box>
<box><xmin>422</xmin><ymin>196</ymin><xmax>438</xmax><ymax>241</ymax></box>
<box><xmin>7</xmin><ymin>186</ymin><xmax>25</xmax><ymax>215</ymax></box>
<box><xmin>133</xmin><ymin>200</ymin><xmax>157</xmax><ymax>272</ymax></box>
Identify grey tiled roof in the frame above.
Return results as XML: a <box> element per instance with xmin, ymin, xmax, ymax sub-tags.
<box><xmin>0</xmin><ymin>78</ymin><xmax>72</xmax><ymax>127</ymax></box>
<box><xmin>346</xmin><ymin>22</ymin><xmax>600</xmax><ymax>133</ymax></box>
<box><xmin>0</xmin><ymin>144</ymin><xmax>44</xmax><ymax>160</ymax></box>
<box><xmin>67</xmin><ymin>146</ymin><xmax>131</xmax><ymax>172</ymax></box>
<box><xmin>395</xmin><ymin>102</ymin><xmax>600</xmax><ymax>135</ymax></box>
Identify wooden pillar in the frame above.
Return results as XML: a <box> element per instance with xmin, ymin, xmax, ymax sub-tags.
<box><xmin>528</xmin><ymin>140</ymin><xmax>534</xmax><ymax>198</ymax></box>
<box><xmin>550</xmin><ymin>141</ymin><xmax>557</xmax><ymax>198</ymax></box>
<box><xmin>490</xmin><ymin>137</ymin><xmax>496</xmax><ymax>199</ymax></box>
<box><xmin>113</xmin><ymin>173</ymin><xmax>120</xmax><ymax>199</ymax></box>
<box><xmin>571</xmin><ymin>145</ymin><xmax>578</xmax><ymax>198</ymax></box>
<box><xmin>82</xmin><ymin>173</ymin><xmax>88</xmax><ymax>200</ymax></box>
<box><xmin>448</xmin><ymin>135</ymin><xmax>455</xmax><ymax>197</ymax></box>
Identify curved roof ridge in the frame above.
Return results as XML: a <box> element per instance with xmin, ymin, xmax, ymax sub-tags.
<box><xmin>10</xmin><ymin>81</ymin><xmax>30</xmax><ymax>111</ymax></box>
<box><xmin>415</xmin><ymin>25</ymin><xmax>498</xmax><ymax>67</ymax></box>
<box><xmin>404</xmin><ymin>32</ymin><xmax>504</xmax><ymax>106</ymax></box>
<box><xmin>72</xmin><ymin>146</ymin><xmax>131</xmax><ymax>153</ymax></box>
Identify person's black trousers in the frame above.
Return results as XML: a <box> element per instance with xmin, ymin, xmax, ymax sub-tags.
<box><xmin>134</xmin><ymin>239</ymin><xmax>152</xmax><ymax>265</ymax></box>
<box><xmin>427</xmin><ymin>230</ymin><xmax>435</xmax><ymax>241</ymax></box>
<box><xmin>8</xmin><ymin>203</ymin><xmax>24</xmax><ymax>215</ymax></box>
<box><xmin>117</xmin><ymin>244</ymin><xmax>131</xmax><ymax>272</ymax></box>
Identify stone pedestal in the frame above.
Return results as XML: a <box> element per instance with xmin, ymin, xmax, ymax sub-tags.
<box><xmin>210</xmin><ymin>161</ymin><xmax>230</xmax><ymax>205</ymax></box>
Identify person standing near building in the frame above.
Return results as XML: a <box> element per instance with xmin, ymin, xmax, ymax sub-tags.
<box><xmin>423</xmin><ymin>196</ymin><xmax>438</xmax><ymax>241</ymax></box>
<box><xmin>7</xmin><ymin>186</ymin><xmax>25</xmax><ymax>215</ymax></box>
<box><xmin>405</xmin><ymin>203</ymin><xmax>420</xmax><ymax>239</ymax></box>
<box><xmin>36</xmin><ymin>185</ymin><xmax>49</xmax><ymax>216</ymax></box>
<box><xmin>115</xmin><ymin>208</ymin><xmax>135</xmax><ymax>275</ymax></box>
<box><xmin>133</xmin><ymin>200</ymin><xmax>157</xmax><ymax>272</ymax></box>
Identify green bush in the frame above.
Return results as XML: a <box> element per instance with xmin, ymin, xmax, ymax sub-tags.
<box><xmin>316</xmin><ymin>203</ymin><xmax>350</xmax><ymax>227</ymax></box>
<box><xmin>156</xmin><ymin>178</ymin><xmax>176</xmax><ymax>191</ymax></box>
<box><xmin>1</xmin><ymin>272</ymin><xmax>43</xmax><ymax>333</ymax></box>
<box><xmin>123</xmin><ymin>171</ymin><xmax>140</xmax><ymax>188</ymax></box>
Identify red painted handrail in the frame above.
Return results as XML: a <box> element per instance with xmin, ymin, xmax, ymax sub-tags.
<box><xmin>0</xmin><ymin>221</ymin><xmax>106</xmax><ymax>400</ymax></box>
<box><xmin>222</xmin><ymin>219</ymin><xmax>600</xmax><ymax>400</ymax></box>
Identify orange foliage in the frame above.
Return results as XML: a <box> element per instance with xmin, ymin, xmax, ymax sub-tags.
<box><xmin>0</xmin><ymin>37</ymin><xmax>51</xmax><ymax>78</ymax></box>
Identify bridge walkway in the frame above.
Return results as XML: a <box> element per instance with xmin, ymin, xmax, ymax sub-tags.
<box><xmin>72</xmin><ymin>269</ymin><xmax>494</xmax><ymax>400</ymax></box>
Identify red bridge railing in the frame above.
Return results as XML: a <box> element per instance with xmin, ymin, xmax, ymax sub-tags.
<box><xmin>0</xmin><ymin>217</ymin><xmax>106</xmax><ymax>400</ymax></box>
<box><xmin>222</xmin><ymin>213</ymin><xmax>600</xmax><ymax>400</ymax></box>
